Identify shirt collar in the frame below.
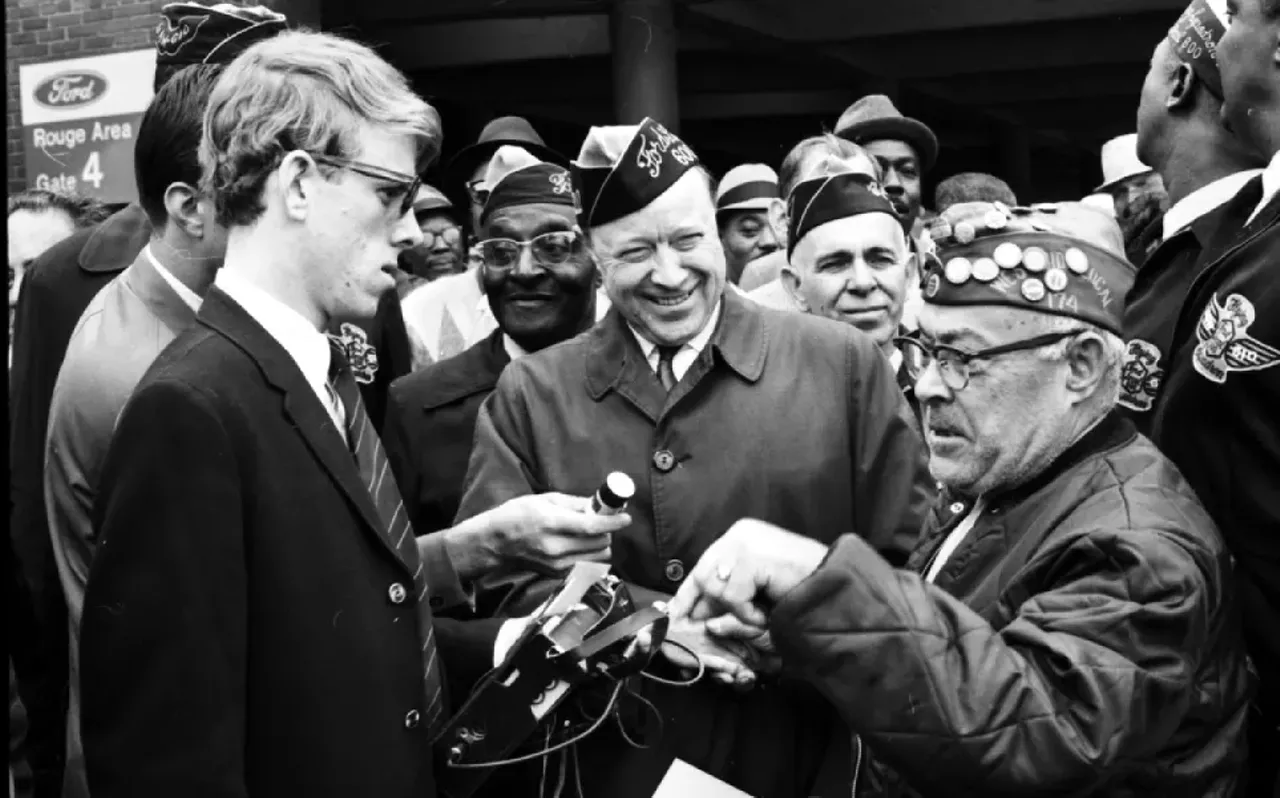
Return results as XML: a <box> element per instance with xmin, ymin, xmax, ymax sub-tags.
<box><xmin>1161</xmin><ymin>169</ymin><xmax>1264</xmax><ymax>240</ymax></box>
<box><xmin>144</xmin><ymin>244</ymin><xmax>203</xmax><ymax>312</ymax></box>
<box><xmin>502</xmin><ymin>334</ymin><xmax>528</xmax><ymax>361</ymax></box>
<box><xmin>1254</xmin><ymin>151</ymin><xmax>1280</xmax><ymax>223</ymax></box>
<box><xmin>628</xmin><ymin>300</ymin><xmax>722</xmax><ymax>360</ymax></box>
<box><xmin>214</xmin><ymin>268</ymin><xmax>333</xmax><ymax>393</ymax></box>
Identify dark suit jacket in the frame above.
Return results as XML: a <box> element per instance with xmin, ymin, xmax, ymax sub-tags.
<box><xmin>385</xmin><ymin>330</ymin><xmax>510</xmax><ymax>540</ymax></box>
<box><xmin>456</xmin><ymin>289</ymin><xmax>934</xmax><ymax>798</ymax></box>
<box><xmin>79</xmin><ymin>288</ymin><xmax>502</xmax><ymax>798</ymax></box>
<box><xmin>7</xmin><ymin>203</ymin><xmax>150</xmax><ymax>796</ymax></box>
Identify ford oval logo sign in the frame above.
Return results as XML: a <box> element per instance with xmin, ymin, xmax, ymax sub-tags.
<box><xmin>33</xmin><ymin>71</ymin><xmax>107</xmax><ymax>110</ymax></box>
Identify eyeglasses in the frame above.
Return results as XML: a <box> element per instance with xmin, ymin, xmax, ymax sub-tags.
<box><xmin>466</xmin><ymin>179</ymin><xmax>491</xmax><ymax>207</ymax></box>
<box><xmin>421</xmin><ymin>226</ymin><xmax>462</xmax><ymax>249</ymax></box>
<box><xmin>310</xmin><ymin>153</ymin><xmax>422</xmax><ymax>217</ymax></box>
<box><xmin>479</xmin><ymin>231</ymin><xmax>583</xmax><ymax>270</ymax></box>
<box><xmin>894</xmin><ymin>329</ymin><xmax>1085</xmax><ymax>392</ymax></box>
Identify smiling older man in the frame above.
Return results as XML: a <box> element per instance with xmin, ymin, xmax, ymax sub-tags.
<box><xmin>456</xmin><ymin>117</ymin><xmax>933</xmax><ymax>797</ymax></box>
<box><xmin>669</xmin><ymin>201</ymin><xmax>1253</xmax><ymax>796</ymax></box>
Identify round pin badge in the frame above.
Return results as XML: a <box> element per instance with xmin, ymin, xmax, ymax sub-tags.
<box><xmin>944</xmin><ymin>257</ymin><xmax>972</xmax><ymax>284</ymax></box>
<box><xmin>1064</xmin><ymin>247</ymin><xmax>1089</xmax><ymax>274</ymax></box>
<box><xmin>1021</xmin><ymin>277</ymin><xmax>1046</xmax><ymax>302</ymax></box>
<box><xmin>993</xmin><ymin>242</ymin><xmax>1022</xmax><ymax>269</ymax></box>
<box><xmin>925</xmin><ymin>273</ymin><xmax>941</xmax><ymax>298</ymax></box>
<box><xmin>1044</xmin><ymin>267</ymin><xmax>1069</xmax><ymax>292</ymax></box>
<box><xmin>954</xmin><ymin>222</ymin><xmax>976</xmax><ymax>244</ymax></box>
<box><xmin>984</xmin><ymin>210</ymin><xmax>1008</xmax><ymax>230</ymax></box>
<box><xmin>971</xmin><ymin>257</ymin><xmax>999</xmax><ymax>282</ymax></box>
<box><xmin>1022</xmin><ymin>247</ymin><xmax>1048</xmax><ymax>272</ymax></box>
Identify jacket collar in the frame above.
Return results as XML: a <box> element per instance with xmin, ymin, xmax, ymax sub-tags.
<box><xmin>585</xmin><ymin>286</ymin><xmax>767</xmax><ymax>400</ymax></box>
<box><xmin>987</xmin><ymin>411</ymin><xmax>1136</xmax><ymax>511</ymax></box>
<box><xmin>120</xmin><ymin>248</ymin><xmax>199</xmax><ymax>335</ymax></box>
<box><xmin>419</xmin><ymin>329</ymin><xmax>510</xmax><ymax>411</ymax></box>
<box><xmin>78</xmin><ymin>203</ymin><xmax>152</xmax><ymax>274</ymax></box>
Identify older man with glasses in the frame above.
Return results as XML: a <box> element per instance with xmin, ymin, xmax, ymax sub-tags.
<box><xmin>668</xmin><ymin>200</ymin><xmax>1253</xmax><ymax>797</ymax></box>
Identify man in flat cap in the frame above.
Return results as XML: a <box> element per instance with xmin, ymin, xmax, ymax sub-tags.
<box><xmin>782</xmin><ymin>161</ymin><xmax>920</xmax><ymax>420</ymax></box>
<box><xmin>1150</xmin><ymin>1</ymin><xmax>1280</xmax><ymax>791</ymax></box>
<box><xmin>835</xmin><ymin>94</ymin><xmax>937</xmax><ymax>236</ymax></box>
<box><xmin>455</xmin><ymin>117</ymin><xmax>932</xmax><ymax>797</ymax></box>
<box><xmin>669</xmin><ymin>200</ymin><xmax>1253</xmax><ymax>797</ymax></box>
<box><xmin>385</xmin><ymin>146</ymin><xmax>604</xmax><ymax>563</ymax></box>
<box><xmin>1124</xmin><ymin>0</ymin><xmax>1266</xmax><ymax>431</ymax></box>
<box><xmin>715</xmin><ymin>163</ymin><xmax>783</xmax><ymax>285</ymax></box>
<box><xmin>7</xmin><ymin>4</ymin><xmax>286</xmax><ymax>794</ymax></box>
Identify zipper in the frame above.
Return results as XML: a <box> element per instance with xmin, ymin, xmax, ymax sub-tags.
<box><xmin>851</xmin><ymin>734</ymin><xmax>863</xmax><ymax>797</ymax></box>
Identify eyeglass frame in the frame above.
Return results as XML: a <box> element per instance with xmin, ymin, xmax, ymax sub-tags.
<box><xmin>477</xmin><ymin>230</ymin><xmax>585</xmax><ymax>271</ymax></box>
<box><xmin>893</xmin><ymin>328</ymin><xmax>1087</xmax><ymax>392</ymax></box>
<box><xmin>309</xmin><ymin>153</ymin><xmax>422</xmax><ymax>217</ymax></box>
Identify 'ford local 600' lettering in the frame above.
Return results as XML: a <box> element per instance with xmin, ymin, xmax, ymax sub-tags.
<box><xmin>33</xmin><ymin>72</ymin><xmax>108</xmax><ymax>110</ymax></box>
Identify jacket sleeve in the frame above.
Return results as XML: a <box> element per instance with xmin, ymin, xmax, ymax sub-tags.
<box><xmin>770</xmin><ymin>526</ymin><xmax>1213</xmax><ymax>794</ymax></box>
<box><xmin>845</xmin><ymin>334</ymin><xmax>933</xmax><ymax>566</ymax></box>
<box><xmin>80</xmin><ymin>379</ymin><xmax>249</xmax><ymax>798</ymax></box>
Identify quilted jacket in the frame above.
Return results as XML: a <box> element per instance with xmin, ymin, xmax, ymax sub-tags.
<box><xmin>771</xmin><ymin>412</ymin><xmax>1253</xmax><ymax>797</ymax></box>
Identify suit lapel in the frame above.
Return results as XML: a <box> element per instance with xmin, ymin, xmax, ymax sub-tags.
<box><xmin>198</xmin><ymin>288</ymin><xmax>413</xmax><ymax>578</ymax></box>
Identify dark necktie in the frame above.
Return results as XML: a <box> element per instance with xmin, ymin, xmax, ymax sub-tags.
<box><xmin>656</xmin><ymin>346</ymin><xmax>679</xmax><ymax>392</ymax></box>
<box><xmin>328</xmin><ymin>342</ymin><xmax>445</xmax><ymax>734</ymax></box>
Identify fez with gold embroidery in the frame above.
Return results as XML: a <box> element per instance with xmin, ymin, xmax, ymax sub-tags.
<box><xmin>922</xmin><ymin>202</ymin><xmax>1135</xmax><ymax>335</ymax></box>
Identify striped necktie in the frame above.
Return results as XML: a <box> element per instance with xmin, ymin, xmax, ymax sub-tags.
<box><xmin>328</xmin><ymin>342</ymin><xmax>446</xmax><ymax>735</ymax></box>
<box><xmin>657</xmin><ymin>346</ymin><xmax>679</xmax><ymax>392</ymax></box>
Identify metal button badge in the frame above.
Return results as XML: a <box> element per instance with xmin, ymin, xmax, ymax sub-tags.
<box><xmin>388</xmin><ymin>583</ymin><xmax>407</xmax><ymax>605</ymax></box>
<box><xmin>664</xmin><ymin>559</ymin><xmax>685</xmax><ymax>582</ymax></box>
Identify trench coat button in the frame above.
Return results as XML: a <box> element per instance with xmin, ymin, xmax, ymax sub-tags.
<box><xmin>664</xmin><ymin>559</ymin><xmax>685</xmax><ymax>582</ymax></box>
<box><xmin>404</xmin><ymin>709</ymin><xmax>421</xmax><ymax>729</ymax></box>
<box><xmin>388</xmin><ymin>583</ymin><xmax>407</xmax><ymax>604</ymax></box>
<box><xmin>652</xmin><ymin>449</ymin><xmax>676</xmax><ymax>472</ymax></box>
<box><xmin>949</xmin><ymin>502</ymin><xmax>965</xmax><ymax>514</ymax></box>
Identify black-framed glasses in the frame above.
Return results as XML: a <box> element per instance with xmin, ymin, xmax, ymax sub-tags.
<box><xmin>310</xmin><ymin>153</ymin><xmax>422</xmax><ymax>217</ymax></box>
<box><xmin>478</xmin><ymin>231</ymin><xmax>583</xmax><ymax>271</ymax></box>
<box><xmin>466</xmin><ymin>179</ymin><xmax>490</xmax><ymax>207</ymax></box>
<box><xmin>894</xmin><ymin>329</ymin><xmax>1085</xmax><ymax>392</ymax></box>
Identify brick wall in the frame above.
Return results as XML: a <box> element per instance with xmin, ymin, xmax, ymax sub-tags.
<box><xmin>5</xmin><ymin>0</ymin><xmax>174</xmax><ymax>195</ymax></box>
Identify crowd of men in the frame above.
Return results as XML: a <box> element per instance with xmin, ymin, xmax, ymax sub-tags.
<box><xmin>5</xmin><ymin>0</ymin><xmax>1278</xmax><ymax>796</ymax></box>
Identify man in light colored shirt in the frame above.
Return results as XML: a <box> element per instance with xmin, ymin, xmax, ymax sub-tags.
<box><xmin>1121</xmin><ymin>0</ymin><xmax>1267</xmax><ymax>430</ymax></box>
<box><xmin>43</xmin><ymin>63</ymin><xmax>230</xmax><ymax>798</ymax></box>
<box><xmin>78</xmin><ymin>31</ymin><xmax>623</xmax><ymax>798</ymax></box>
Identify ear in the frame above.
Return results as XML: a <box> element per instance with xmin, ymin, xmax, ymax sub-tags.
<box><xmin>278</xmin><ymin>150</ymin><xmax>316</xmax><ymax>222</ymax></box>
<box><xmin>1063</xmin><ymin>331</ymin><xmax>1110</xmax><ymax>401</ymax></box>
<box><xmin>1167</xmin><ymin>62</ymin><xmax>1197</xmax><ymax>110</ymax></box>
<box><xmin>162</xmin><ymin>182</ymin><xmax>204</xmax><ymax>239</ymax></box>
<box><xmin>781</xmin><ymin>263</ymin><xmax>809</xmax><ymax>312</ymax></box>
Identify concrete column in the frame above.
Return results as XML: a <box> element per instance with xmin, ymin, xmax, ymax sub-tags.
<box><xmin>994</xmin><ymin>122</ymin><xmax>1032</xmax><ymax>202</ymax></box>
<box><xmin>611</xmin><ymin>0</ymin><xmax>680</xmax><ymax>131</ymax></box>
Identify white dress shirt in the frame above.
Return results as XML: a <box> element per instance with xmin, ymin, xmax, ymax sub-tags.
<box><xmin>629</xmin><ymin>301</ymin><xmax>722</xmax><ymax>382</ymax></box>
<box><xmin>502</xmin><ymin>334</ymin><xmax>528</xmax><ymax>361</ymax></box>
<box><xmin>145</xmin><ymin>245</ymin><xmax>203</xmax><ymax>313</ymax></box>
<box><xmin>924</xmin><ymin>498</ymin><xmax>987</xmax><ymax>583</ymax></box>
<box><xmin>1161</xmin><ymin>169</ymin><xmax>1264</xmax><ymax>240</ymax></box>
<box><xmin>1246</xmin><ymin>151</ymin><xmax>1280</xmax><ymax>227</ymax></box>
<box><xmin>214</xmin><ymin>269</ymin><xmax>345</xmax><ymax>431</ymax></box>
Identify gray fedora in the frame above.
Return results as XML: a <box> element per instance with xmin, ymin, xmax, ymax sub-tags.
<box><xmin>834</xmin><ymin>95</ymin><xmax>939</xmax><ymax>173</ymax></box>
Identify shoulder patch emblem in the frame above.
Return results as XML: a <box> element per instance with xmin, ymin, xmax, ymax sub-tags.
<box><xmin>1193</xmin><ymin>293</ymin><xmax>1280</xmax><ymax>384</ymax></box>
<box><xmin>328</xmin><ymin>323</ymin><xmax>379</xmax><ymax>385</ymax></box>
<box><xmin>1118</xmin><ymin>338</ymin><xmax>1164</xmax><ymax>412</ymax></box>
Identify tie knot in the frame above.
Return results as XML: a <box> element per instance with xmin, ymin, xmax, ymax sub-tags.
<box><xmin>657</xmin><ymin>345</ymin><xmax>680</xmax><ymax>364</ymax></box>
<box><xmin>328</xmin><ymin>338</ymin><xmax>352</xmax><ymax>381</ymax></box>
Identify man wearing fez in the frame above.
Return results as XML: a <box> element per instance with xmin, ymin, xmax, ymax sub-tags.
<box><xmin>455</xmin><ymin>118</ymin><xmax>932</xmax><ymax>797</ymax></box>
<box><xmin>715</xmin><ymin>163</ymin><xmax>783</xmax><ymax>285</ymax></box>
<box><xmin>1125</xmin><ymin>0</ymin><xmax>1266</xmax><ymax>431</ymax></box>
<box><xmin>835</xmin><ymin>95</ymin><xmax>938</xmax><ymax>236</ymax></box>
<box><xmin>385</xmin><ymin>145</ymin><xmax>603</xmax><ymax>550</ymax></box>
<box><xmin>1151</xmin><ymin>0</ymin><xmax>1280</xmax><ymax>790</ymax></box>
<box><xmin>6</xmin><ymin>4</ymin><xmax>286</xmax><ymax>794</ymax></box>
<box><xmin>669</xmin><ymin>201</ymin><xmax>1253</xmax><ymax>797</ymax></box>
<box><xmin>78</xmin><ymin>32</ymin><xmax>610</xmax><ymax>797</ymax></box>
<box><xmin>781</xmin><ymin>161</ymin><xmax>920</xmax><ymax>418</ymax></box>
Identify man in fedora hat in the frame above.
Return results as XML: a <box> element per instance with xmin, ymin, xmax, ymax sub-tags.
<box><xmin>835</xmin><ymin>94</ymin><xmax>939</xmax><ymax>234</ymax></box>
<box><xmin>1094</xmin><ymin>133</ymin><xmax>1170</xmax><ymax>265</ymax></box>
<box><xmin>1123</xmin><ymin>0</ymin><xmax>1265</xmax><ymax>432</ymax></box>
<box><xmin>444</xmin><ymin>116</ymin><xmax>566</xmax><ymax>237</ymax></box>
<box><xmin>7</xmin><ymin>4</ymin><xmax>288</xmax><ymax>793</ymax></box>
<box><xmin>715</xmin><ymin>163</ymin><xmax>784</xmax><ymax>284</ymax></box>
